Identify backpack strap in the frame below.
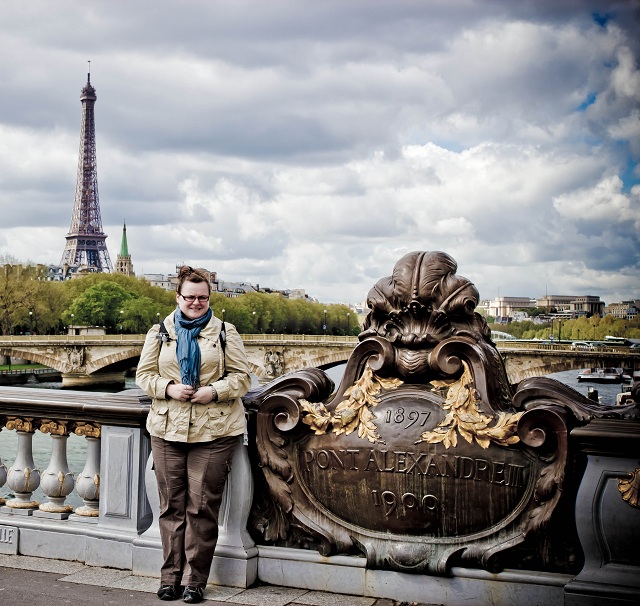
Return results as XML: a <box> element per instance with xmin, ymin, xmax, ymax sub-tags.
<box><xmin>157</xmin><ymin>318</ymin><xmax>224</xmax><ymax>348</ymax></box>
<box><xmin>157</xmin><ymin>319</ymin><xmax>171</xmax><ymax>343</ymax></box>
<box><xmin>220</xmin><ymin>321</ymin><xmax>226</xmax><ymax>354</ymax></box>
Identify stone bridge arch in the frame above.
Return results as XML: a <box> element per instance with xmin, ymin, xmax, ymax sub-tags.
<box><xmin>1</xmin><ymin>336</ymin><xmax>638</xmax><ymax>388</ymax></box>
<box><xmin>499</xmin><ymin>348</ymin><xmax>638</xmax><ymax>384</ymax></box>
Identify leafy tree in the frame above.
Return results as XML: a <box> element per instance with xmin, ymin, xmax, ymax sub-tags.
<box><xmin>0</xmin><ymin>263</ymin><xmax>54</xmax><ymax>334</ymax></box>
<box><xmin>64</xmin><ymin>282</ymin><xmax>133</xmax><ymax>331</ymax></box>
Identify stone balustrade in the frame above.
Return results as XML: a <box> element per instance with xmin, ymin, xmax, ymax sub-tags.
<box><xmin>1</xmin><ymin>381</ymin><xmax>638</xmax><ymax>603</ymax></box>
<box><xmin>0</xmin><ymin>386</ymin><xmax>151</xmax><ymax>565</ymax></box>
<box><xmin>0</xmin><ymin>385</ymin><xmax>256</xmax><ymax>586</ymax></box>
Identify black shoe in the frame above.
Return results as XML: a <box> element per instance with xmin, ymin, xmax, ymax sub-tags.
<box><xmin>157</xmin><ymin>585</ymin><xmax>182</xmax><ymax>601</ymax></box>
<box><xmin>182</xmin><ymin>586</ymin><xmax>204</xmax><ymax>604</ymax></box>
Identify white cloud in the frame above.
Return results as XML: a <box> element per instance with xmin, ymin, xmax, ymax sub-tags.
<box><xmin>0</xmin><ymin>0</ymin><xmax>638</xmax><ymax>306</ymax></box>
<box><xmin>553</xmin><ymin>175</ymin><xmax>639</xmax><ymax>225</ymax></box>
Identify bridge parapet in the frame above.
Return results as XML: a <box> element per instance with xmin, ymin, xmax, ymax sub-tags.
<box><xmin>498</xmin><ymin>344</ymin><xmax>640</xmax><ymax>384</ymax></box>
<box><xmin>0</xmin><ymin>385</ymin><xmax>256</xmax><ymax>585</ymax></box>
<box><xmin>0</xmin><ymin>386</ymin><xmax>150</xmax><ymax>565</ymax></box>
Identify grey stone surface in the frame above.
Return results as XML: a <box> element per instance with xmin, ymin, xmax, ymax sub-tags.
<box><xmin>226</xmin><ymin>584</ymin><xmax>309</xmax><ymax>606</ymax></box>
<box><xmin>109</xmin><ymin>573</ymin><xmax>159</xmax><ymax>592</ymax></box>
<box><xmin>59</xmin><ymin>566</ymin><xmax>132</xmax><ymax>585</ymax></box>
<box><xmin>0</xmin><ymin>553</ymin><xmax>85</xmax><ymax>573</ymax></box>
<box><xmin>203</xmin><ymin>584</ymin><xmax>247</xmax><ymax>601</ymax></box>
<box><xmin>293</xmin><ymin>590</ymin><xmax>376</xmax><ymax>605</ymax></box>
<box><xmin>0</xmin><ymin>549</ymin><xmax>572</xmax><ymax>606</ymax></box>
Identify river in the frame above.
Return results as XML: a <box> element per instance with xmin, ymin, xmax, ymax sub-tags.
<box><xmin>0</xmin><ymin>365</ymin><xmax>632</xmax><ymax>508</ymax></box>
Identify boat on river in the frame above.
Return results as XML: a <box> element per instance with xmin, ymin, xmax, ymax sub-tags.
<box><xmin>577</xmin><ymin>367</ymin><xmax>625</xmax><ymax>383</ymax></box>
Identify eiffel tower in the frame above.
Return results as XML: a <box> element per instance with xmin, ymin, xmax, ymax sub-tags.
<box><xmin>60</xmin><ymin>69</ymin><xmax>113</xmax><ymax>272</ymax></box>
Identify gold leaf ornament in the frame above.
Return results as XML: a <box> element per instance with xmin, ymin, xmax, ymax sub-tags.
<box><xmin>300</xmin><ymin>364</ymin><xmax>403</xmax><ymax>443</ymax></box>
<box><xmin>618</xmin><ymin>468</ymin><xmax>640</xmax><ymax>508</ymax></box>
<box><xmin>418</xmin><ymin>361</ymin><xmax>523</xmax><ymax>449</ymax></box>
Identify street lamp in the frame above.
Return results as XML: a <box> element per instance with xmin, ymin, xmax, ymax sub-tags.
<box><xmin>28</xmin><ymin>310</ymin><xmax>33</xmax><ymax>335</ymax></box>
<box><xmin>347</xmin><ymin>313</ymin><xmax>351</xmax><ymax>335</ymax></box>
<box><xmin>252</xmin><ymin>311</ymin><xmax>256</xmax><ymax>332</ymax></box>
<box><xmin>323</xmin><ymin>309</ymin><xmax>327</xmax><ymax>336</ymax></box>
<box><xmin>221</xmin><ymin>308</ymin><xmax>225</xmax><ymax>322</ymax></box>
<box><xmin>120</xmin><ymin>310</ymin><xmax>124</xmax><ymax>334</ymax></box>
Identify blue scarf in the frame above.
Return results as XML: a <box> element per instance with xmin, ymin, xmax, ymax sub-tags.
<box><xmin>174</xmin><ymin>307</ymin><xmax>212</xmax><ymax>388</ymax></box>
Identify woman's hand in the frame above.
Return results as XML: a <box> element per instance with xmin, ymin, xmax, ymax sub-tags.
<box><xmin>189</xmin><ymin>386</ymin><xmax>215</xmax><ymax>404</ymax></box>
<box><xmin>166</xmin><ymin>382</ymin><xmax>195</xmax><ymax>402</ymax></box>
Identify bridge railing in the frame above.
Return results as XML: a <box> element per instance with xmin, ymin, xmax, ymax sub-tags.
<box><xmin>239</xmin><ymin>333</ymin><xmax>359</xmax><ymax>344</ymax></box>
<box><xmin>0</xmin><ymin>334</ymin><xmax>144</xmax><ymax>343</ymax></box>
<box><xmin>495</xmin><ymin>341</ymin><xmax>635</xmax><ymax>354</ymax></box>
<box><xmin>0</xmin><ymin>386</ymin><xmax>152</xmax><ymax>565</ymax></box>
<box><xmin>0</xmin><ymin>333</ymin><xmax>360</xmax><ymax>345</ymax></box>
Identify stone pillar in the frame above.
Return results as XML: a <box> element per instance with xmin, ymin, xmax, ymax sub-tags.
<box><xmin>210</xmin><ymin>439</ymin><xmax>258</xmax><ymax>587</ymax></box>
<box><xmin>3</xmin><ymin>419</ymin><xmax>40</xmax><ymax>512</ymax></box>
<box><xmin>71</xmin><ymin>425</ymin><xmax>102</xmax><ymax>520</ymax></box>
<box><xmin>132</xmin><ymin>440</ymin><xmax>257</xmax><ymax>587</ymax></box>
<box><xmin>35</xmin><ymin>421</ymin><xmax>75</xmax><ymax>519</ymax></box>
<box><xmin>85</xmin><ymin>424</ymin><xmax>152</xmax><ymax>569</ymax></box>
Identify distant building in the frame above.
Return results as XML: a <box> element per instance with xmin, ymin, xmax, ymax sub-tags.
<box><xmin>47</xmin><ymin>263</ymin><xmax>101</xmax><ymax>281</ymax></box>
<box><xmin>141</xmin><ymin>265</ymin><xmax>320</xmax><ymax>302</ymax></box>
<box><xmin>218</xmin><ymin>280</ymin><xmax>258</xmax><ymax>297</ymax></box>
<box><xmin>114</xmin><ymin>222</ymin><xmax>134</xmax><ymax>276</ymax></box>
<box><xmin>141</xmin><ymin>273</ymin><xmax>173</xmax><ymax>290</ymax></box>
<box><xmin>569</xmin><ymin>296</ymin><xmax>605</xmax><ymax>317</ymax></box>
<box><xmin>536</xmin><ymin>295</ymin><xmax>604</xmax><ymax>317</ymax></box>
<box><xmin>288</xmin><ymin>288</ymin><xmax>308</xmax><ymax>300</ymax></box>
<box><xmin>487</xmin><ymin>297</ymin><xmax>535</xmax><ymax>319</ymax></box>
<box><xmin>604</xmin><ymin>300</ymin><xmax>640</xmax><ymax>320</ymax></box>
<box><xmin>68</xmin><ymin>325</ymin><xmax>106</xmax><ymax>336</ymax></box>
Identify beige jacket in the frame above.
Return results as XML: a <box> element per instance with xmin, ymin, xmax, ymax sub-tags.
<box><xmin>136</xmin><ymin>312</ymin><xmax>252</xmax><ymax>442</ymax></box>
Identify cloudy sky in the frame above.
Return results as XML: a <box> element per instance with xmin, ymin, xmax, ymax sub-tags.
<box><xmin>1</xmin><ymin>0</ymin><xmax>638</xmax><ymax>305</ymax></box>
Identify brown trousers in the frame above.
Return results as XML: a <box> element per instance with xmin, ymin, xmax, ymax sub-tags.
<box><xmin>151</xmin><ymin>434</ymin><xmax>241</xmax><ymax>587</ymax></box>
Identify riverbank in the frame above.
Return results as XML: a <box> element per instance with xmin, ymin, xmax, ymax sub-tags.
<box><xmin>0</xmin><ymin>364</ymin><xmax>61</xmax><ymax>385</ymax></box>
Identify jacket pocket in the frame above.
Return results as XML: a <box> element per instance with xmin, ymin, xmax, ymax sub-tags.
<box><xmin>206</xmin><ymin>405</ymin><xmax>227</xmax><ymax>434</ymax></box>
<box><xmin>150</xmin><ymin>403</ymin><xmax>170</xmax><ymax>434</ymax></box>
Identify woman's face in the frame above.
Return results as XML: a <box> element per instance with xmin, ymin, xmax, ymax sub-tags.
<box><xmin>176</xmin><ymin>280</ymin><xmax>210</xmax><ymax>320</ymax></box>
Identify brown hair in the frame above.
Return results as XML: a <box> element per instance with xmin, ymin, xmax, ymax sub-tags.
<box><xmin>176</xmin><ymin>266</ymin><xmax>211</xmax><ymax>294</ymax></box>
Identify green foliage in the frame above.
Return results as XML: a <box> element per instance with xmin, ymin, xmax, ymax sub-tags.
<box><xmin>489</xmin><ymin>315</ymin><xmax>640</xmax><ymax>341</ymax></box>
<box><xmin>0</xmin><ymin>266</ymin><xmax>361</xmax><ymax>335</ymax></box>
<box><xmin>208</xmin><ymin>291</ymin><xmax>357</xmax><ymax>335</ymax></box>
<box><xmin>0</xmin><ymin>263</ymin><xmax>63</xmax><ymax>334</ymax></box>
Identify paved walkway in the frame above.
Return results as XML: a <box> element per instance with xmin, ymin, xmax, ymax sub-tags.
<box><xmin>0</xmin><ymin>554</ymin><xmax>434</xmax><ymax>606</ymax></box>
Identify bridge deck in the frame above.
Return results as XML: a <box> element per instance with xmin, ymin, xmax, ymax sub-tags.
<box><xmin>0</xmin><ymin>553</ymin><xmax>402</xmax><ymax>606</ymax></box>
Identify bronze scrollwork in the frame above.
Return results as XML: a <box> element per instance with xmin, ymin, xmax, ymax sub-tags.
<box><xmin>71</xmin><ymin>422</ymin><xmax>101</xmax><ymax>438</ymax></box>
<box><xmin>6</xmin><ymin>417</ymin><xmax>37</xmax><ymax>433</ymax></box>
<box><xmin>248</xmin><ymin>250</ymin><xmax>637</xmax><ymax>575</ymax></box>
<box><xmin>39</xmin><ymin>420</ymin><xmax>70</xmax><ymax>436</ymax></box>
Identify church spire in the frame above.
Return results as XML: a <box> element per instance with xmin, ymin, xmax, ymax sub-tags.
<box><xmin>120</xmin><ymin>221</ymin><xmax>129</xmax><ymax>257</ymax></box>
<box><xmin>115</xmin><ymin>221</ymin><xmax>134</xmax><ymax>276</ymax></box>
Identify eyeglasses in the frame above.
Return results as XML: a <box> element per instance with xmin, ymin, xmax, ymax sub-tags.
<box><xmin>179</xmin><ymin>294</ymin><xmax>210</xmax><ymax>303</ymax></box>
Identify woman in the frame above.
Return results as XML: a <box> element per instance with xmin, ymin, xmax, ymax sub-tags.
<box><xmin>136</xmin><ymin>266</ymin><xmax>251</xmax><ymax>603</ymax></box>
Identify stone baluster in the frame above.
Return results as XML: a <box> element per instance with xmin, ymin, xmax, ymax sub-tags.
<box><xmin>71</xmin><ymin>422</ymin><xmax>101</xmax><ymax>519</ymax></box>
<box><xmin>35</xmin><ymin>420</ymin><xmax>75</xmax><ymax>519</ymax></box>
<box><xmin>4</xmin><ymin>418</ymin><xmax>41</xmax><ymax>512</ymax></box>
<box><xmin>0</xmin><ymin>418</ymin><xmax>7</xmax><ymax>506</ymax></box>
